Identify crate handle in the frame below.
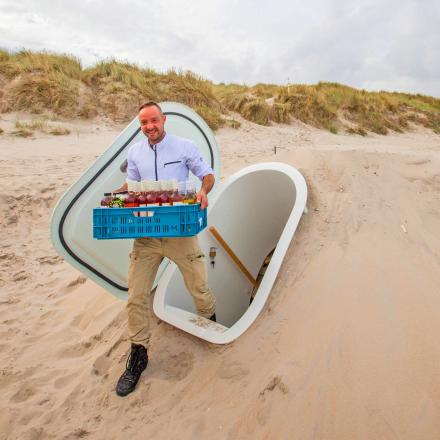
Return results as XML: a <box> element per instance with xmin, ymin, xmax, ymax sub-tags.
<box><xmin>132</xmin><ymin>211</ymin><xmax>155</xmax><ymax>217</ymax></box>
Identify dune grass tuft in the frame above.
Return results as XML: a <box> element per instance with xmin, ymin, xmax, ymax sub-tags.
<box><xmin>12</xmin><ymin>128</ymin><xmax>33</xmax><ymax>137</ymax></box>
<box><xmin>49</xmin><ymin>126</ymin><xmax>70</xmax><ymax>135</ymax></box>
<box><xmin>3</xmin><ymin>73</ymin><xmax>79</xmax><ymax>116</ymax></box>
<box><xmin>13</xmin><ymin>118</ymin><xmax>70</xmax><ymax>136</ymax></box>
<box><xmin>15</xmin><ymin>119</ymin><xmax>47</xmax><ymax>131</ymax></box>
<box><xmin>214</xmin><ymin>81</ymin><xmax>440</xmax><ymax>134</ymax></box>
<box><xmin>225</xmin><ymin>119</ymin><xmax>241</xmax><ymax>129</ymax></box>
<box><xmin>0</xmin><ymin>49</ymin><xmax>82</xmax><ymax>79</ymax></box>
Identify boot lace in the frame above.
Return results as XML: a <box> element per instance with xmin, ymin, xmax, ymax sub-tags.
<box><xmin>124</xmin><ymin>345</ymin><xmax>146</xmax><ymax>377</ymax></box>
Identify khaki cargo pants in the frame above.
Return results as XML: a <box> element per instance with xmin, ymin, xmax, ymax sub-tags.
<box><xmin>127</xmin><ymin>236</ymin><xmax>216</xmax><ymax>348</ymax></box>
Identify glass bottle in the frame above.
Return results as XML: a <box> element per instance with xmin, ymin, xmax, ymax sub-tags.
<box><xmin>147</xmin><ymin>181</ymin><xmax>159</xmax><ymax>206</ymax></box>
<box><xmin>125</xmin><ymin>182</ymin><xmax>139</xmax><ymax>208</ymax></box>
<box><xmin>138</xmin><ymin>180</ymin><xmax>148</xmax><ymax>217</ymax></box>
<box><xmin>184</xmin><ymin>180</ymin><xmax>197</xmax><ymax>204</ymax></box>
<box><xmin>157</xmin><ymin>180</ymin><xmax>169</xmax><ymax>206</ymax></box>
<box><xmin>170</xmin><ymin>180</ymin><xmax>184</xmax><ymax>206</ymax></box>
<box><xmin>127</xmin><ymin>179</ymin><xmax>138</xmax><ymax>193</ymax></box>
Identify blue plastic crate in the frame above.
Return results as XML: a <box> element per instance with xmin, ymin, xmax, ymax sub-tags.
<box><xmin>93</xmin><ymin>204</ymin><xmax>207</xmax><ymax>239</ymax></box>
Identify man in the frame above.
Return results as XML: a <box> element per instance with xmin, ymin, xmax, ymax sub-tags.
<box><xmin>115</xmin><ymin>101</ymin><xmax>216</xmax><ymax>397</ymax></box>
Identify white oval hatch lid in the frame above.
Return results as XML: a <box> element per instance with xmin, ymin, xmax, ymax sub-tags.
<box><xmin>50</xmin><ymin>102</ymin><xmax>221</xmax><ymax>299</ymax></box>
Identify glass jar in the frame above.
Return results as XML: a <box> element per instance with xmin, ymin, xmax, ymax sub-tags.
<box><xmin>100</xmin><ymin>192</ymin><xmax>112</xmax><ymax>208</ymax></box>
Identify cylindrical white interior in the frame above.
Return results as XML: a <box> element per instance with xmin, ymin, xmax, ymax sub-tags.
<box><xmin>154</xmin><ymin>164</ymin><xmax>305</xmax><ymax>341</ymax></box>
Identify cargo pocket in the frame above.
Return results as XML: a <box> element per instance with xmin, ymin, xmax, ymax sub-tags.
<box><xmin>186</xmin><ymin>252</ymin><xmax>207</xmax><ymax>290</ymax></box>
<box><xmin>187</xmin><ymin>252</ymin><xmax>205</xmax><ymax>261</ymax></box>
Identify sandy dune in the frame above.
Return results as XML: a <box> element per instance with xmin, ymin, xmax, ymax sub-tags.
<box><xmin>1</xmin><ymin>112</ymin><xmax>440</xmax><ymax>439</ymax></box>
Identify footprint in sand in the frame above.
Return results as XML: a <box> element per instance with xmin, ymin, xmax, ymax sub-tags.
<box><xmin>154</xmin><ymin>352</ymin><xmax>194</xmax><ymax>381</ymax></box>
<box><xmin>37</xmin><ymin>255</ymin><xmax>64</xmax><ymax>265</ymax></box>
<box><xmin>54</xmin><ymin>372</ymin><xmax>80</xmax><ymax>390</ymax></box>
<box><xmin>18</xmin><ymin>409</ymin><xmax>44</xmax><ymax>426</ymax></box>
<box><xmin>12</xmin><ymin>271</ymin><xmax>29</xmax><ymax>282</ymax></box>
<box><xmin>40</xmin><ymin>184</ymin><xmax>57</xmax><ymax>194</ymax></box>
<box><xmin>10</xmin><ymin>383</ymin><xmax>37</xmax><ymax>403</ymax></box>
<box><xmin>259</xmin><ymin>375</ymin><xmax>289</xmax><ymax>398</ymax></box>
<box><xmin>0</xmin><ymin>252</ymin><xmax>25</xmax><ymax>267</ymax></box>
<box><xmin>216</xmin><ymin>360</ymin><xmax>250</xmax><ymax>381</ymax></box>
<box><xmin>60</xmin><ymin>335</ymin><xmax>101</xmax><ymax>358</ymax></box>
<box><xmin>92</xmin><ymin>352</ymin><xmax>112</xmax><ymax>377</ymax></box>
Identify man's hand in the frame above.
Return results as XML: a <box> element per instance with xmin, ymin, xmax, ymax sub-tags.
<box><xmin>113</xmin><ymin>182</ymin><xmax>128</xmax><ymax>193</ymax></box>
<box><xmin>196</xmin><ymin>189</ymin><xmax>209</xmax><ymax>210</ymax></box>
<box><xmin>196</xmin><ymin>174</ymin><xmax>214</xmax><ymax>210</ymax></box>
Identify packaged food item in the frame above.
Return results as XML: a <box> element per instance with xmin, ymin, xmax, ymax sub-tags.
<box><xmin>100</xmin><ymin>193</ymin><xmax>112</xmax><ymax>208</ymax></box>
<box><xmin>109</xmin><ymin>192</ymin><xmax>125</xmax><ymax>208</ymax></box>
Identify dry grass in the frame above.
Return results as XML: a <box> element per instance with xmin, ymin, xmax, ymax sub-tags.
<box><xmin>2</xmin><ymin>73</ymin><xmax>79</xmax><ymax>116</ymax></box>
<box><xmin>15</xmin><ymin>119</ymin><xmax>47</xmax><ymax>131</ymax></box>
<box><xmin>11</xmin><ymin>128</ymin><xmax>33</xmax><ymax>137</ymax></box>
<box><xmin>82</xmin><ymin>62</ymin><xmax>224</xmax><ymax>124</ymax></box>
<box><xmin>214</xmin><ymin>81</ymin><xmax>440</xmax><ymax>134</ymax></box>
<box><xmin>0</xmin><ymin>50</ymin><xmax>439</xmax><ymax>134</ymax></box>
<box><xmin>13</xmin><ymin>118</ymin><xmax>70</xmax><ymax>136</ymax></box>
<box><xmin>225</xmin><ymin>119</ymin><xmax>241</xmax><ymax>129</ymax></box>
<box><xmin>0</xmin><ymin>49</ymin><xmax>82</xmax><ymax>79</ymax></box>
<box><xmin>49</xmin><ymin>126</ymin><xmax>70</xmax><ymax>135</ymax></box>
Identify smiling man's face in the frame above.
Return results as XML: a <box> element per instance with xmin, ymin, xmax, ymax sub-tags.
<box><xmin>139</xmin><ymin>105</ymin><xmax>167</xmax><ymax>145</ymax></box>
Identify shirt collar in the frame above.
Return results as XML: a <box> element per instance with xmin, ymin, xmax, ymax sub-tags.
<box><xmin>148</xmin><ymin>132</ymin><xmax>168</xmax><ymax>150</ymax></box>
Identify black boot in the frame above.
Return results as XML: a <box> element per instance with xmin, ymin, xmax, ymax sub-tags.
<box><xmin>116</xmin><ymin>344</ymin><xmax>148</xmax><ymax>397</ymax></box>
<box><xmin>209</xmin><ymin>313</ymin><xmax>216</xmax><ymax>322</ymax></box>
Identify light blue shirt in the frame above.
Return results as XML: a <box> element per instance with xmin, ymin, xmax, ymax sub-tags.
<box><xmin>127</xmin><ymin>133</ymin><xmax>213</xmax><ymax>182</ymax></box>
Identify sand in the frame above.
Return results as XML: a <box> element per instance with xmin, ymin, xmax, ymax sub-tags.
<box><xmin>1</xmin><ymin>111</ymin><xmax>440</xmax><ymax>439</ymax></box>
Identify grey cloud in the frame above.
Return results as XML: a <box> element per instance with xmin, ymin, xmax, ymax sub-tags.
<box><xmin>0</xmin><ymin>0</ymin><xmax>439</xmax><ymax>96</ymax></box>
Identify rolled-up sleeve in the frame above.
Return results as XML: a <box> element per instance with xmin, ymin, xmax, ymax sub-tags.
<box><xmin>127</xmin><ymin>147</ymin><xmax>141</xmax><ymax>181</ymax></box>
<box><xmin>185</xmin><ymin>141</ymin><xmax>213</xmax><ymax>180</ymax></box>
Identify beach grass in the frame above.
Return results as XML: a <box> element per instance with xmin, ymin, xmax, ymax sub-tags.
<box><xmin>0</xmin><ymin>49</ymin><xmax>439</xmax><ymax>133</ymax></box>
<box><xmin>49</xmin><ymin>126</ymin><xmax>71</xmax><ymax>135</ymax></box>
<box><xmin>13</xmin><ymin>118</ymin><xmax>71</xmax><ymax>136</ymax></box>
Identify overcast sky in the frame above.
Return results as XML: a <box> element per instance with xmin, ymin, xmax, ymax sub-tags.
<box><xmin>1</xmin><ymin>0</ymin><xmax>439</xmax><ymax>96</ymax></box>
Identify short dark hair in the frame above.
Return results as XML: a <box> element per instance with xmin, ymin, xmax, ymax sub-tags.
<box><xmin>138</xmin><ymin>101</ymin><xmax>163</xmax><ymax>114</ymax></box>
